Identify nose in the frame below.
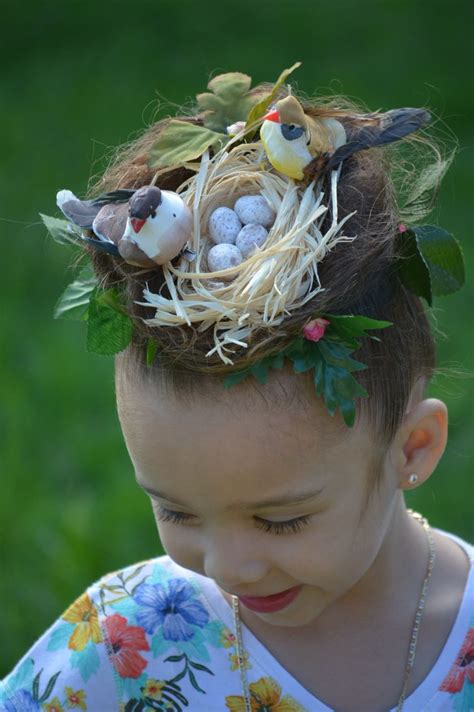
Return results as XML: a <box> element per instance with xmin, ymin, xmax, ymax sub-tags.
<box><xmin>203</xmin><ymin>532</ymin><xmax>269</xmax><ymax>590</ymax></box>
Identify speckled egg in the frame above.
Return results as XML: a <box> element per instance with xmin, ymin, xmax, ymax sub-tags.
<box><xmin>234</xmin><ymin>195</ymin><xmax>275</xmax><ymax>227</ymax></box>
<box><xmin>208</xmin><ymin>207</ymin><xmax>242</xmax><ymax>244</ymax></box>
<box><xmin>236</xmin><ymin>224</ymin><xmax>268</xmax><ymax>259</ymax></box>
<box><xmin>207</xmin><ymin>243</ymin><xmax>243</xmax><ymax>279</ymax></box>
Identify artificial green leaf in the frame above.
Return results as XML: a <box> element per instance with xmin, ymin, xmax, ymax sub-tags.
<box><xmin>223</xmin><ymin>368</ymin><xmax>252</xmax><ymax>388</ymax></box>
<box><xmin>325</xmin><ymin>314</ymin><xmax>393</xmax><ymax>343</ymax></box>
<box><xmin>222</xmin><ymin>310</ymin><xmax>383</xmax><ymax>427</ymax></box>
<box><xmin>148</xmin><ymin>120</ymin><xmax>227</xmax><ymax>169</ymax></box>
<box><xmin>396</xmin><ymin>228</ymin><xmax>432</xmax><ymax>304</ymax></box>
<box><xmin>244</xmin><ymin>62</ymin><xmax>302</xmax><ymax>134</ymax></box>
<box><xmin>87</xmin><ymin>289</ymin><xmax>134</xmax><ymax>355</ymax></box>
<box><xmin>317</xmin><ymin>339</ymin><xmax>368</xmax><ymax>372</ymax></box>
<box><xmin>146</xmin><ymin>339</ymin><xmax>158</xmax><ymax>367</ymax></box>
<box><xmin>251</xmin><ymin>361</ymin><xmax>271</xmax><ymax>384</ymax></box>
<box><xmin>413</xmin><ymin>225</ymin><xmax>464</xmax><ymax>297</ymax></box>
<box><xmin>397</xmin><ymin>225</ymin><xmax>465</xmax><ymax>305</ymax></box>
<box><xmin>196</xmin><ymin>72</ymin><xmax>262</xmax><ymax>133</ymax></box>
<box><xmin>40</xmin><ymin>213</ymin><xmax>82</xmax><ymax>246</ymax></box>
<box><xmin>54</xmin><ymin>265</ymin><xmax>98</xmax><ymax>321</ymax></box>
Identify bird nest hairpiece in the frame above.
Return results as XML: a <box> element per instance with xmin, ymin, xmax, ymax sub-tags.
<box><xmin>42</xmin><ymin>63</ymin><xmax>465</xmax><ymax>426</ymax></box>
<box><xmin>140</xmin><ymin>142</ymin><xmax>355</xmax><ymax>365</ymax></box>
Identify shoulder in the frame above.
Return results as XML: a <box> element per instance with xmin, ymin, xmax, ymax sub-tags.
<box><xmin>1</xmin><ymin>556</ymin><xmax>235</xmax><ymax>711</ymax></box>
<box><xmin>0</xmin><ymin>556</ymin><xmax>172</xmax><ymax>710</ymax></box>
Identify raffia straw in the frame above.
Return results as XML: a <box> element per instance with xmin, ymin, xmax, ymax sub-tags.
<box><xmin>138</xmin><ymin>142</ymin><xmax>356</xmax><ymax>366</ymax></box>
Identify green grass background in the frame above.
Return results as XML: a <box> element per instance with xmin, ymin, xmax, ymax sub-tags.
<box><xmin>1</xmin><ymin>0</ymin><xmax>473</xmax><ymax>676</ymax></box>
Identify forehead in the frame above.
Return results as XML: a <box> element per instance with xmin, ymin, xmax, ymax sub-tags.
<box><xmin>116</xmin><ymin>365</ymin><xmax>374</xmax><ymax>507</ymax></box>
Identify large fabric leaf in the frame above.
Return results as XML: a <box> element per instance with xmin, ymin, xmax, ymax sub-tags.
<box><xmin>397</xmin><ymin>225</ymin><xmax>465</xmax><ymax>305</ymax></box>
<box><xmin>148</xmin><ymin>120</ymin><xmax>227</xmax><ymax>169</ymax></box>
<box><xmin>196</xmin><ymin>72</ymin><xmax>261</xmax><ymax>133</ymax></box>
<box><xmin>86</xmin><ymin>288</ymin><xmax>134</xmax><ymax>355</ymax></box>
<box><xmin>54</xmin><ymin>265</ymin><xmax>97</xmax><ymax>321</ymax></box>
<box><xmin>40</xmin><ymin>213</ymin><xmax>82</xmax><ymax>246</ymax></box>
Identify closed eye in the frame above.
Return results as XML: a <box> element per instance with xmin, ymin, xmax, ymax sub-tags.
<box><xmin>153</xmin><ymin>504</ymin><xmax>312</xmax><ymax>536</ymax></box>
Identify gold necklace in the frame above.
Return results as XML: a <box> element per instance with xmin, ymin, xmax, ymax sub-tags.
<box><xmin>231</xmin><ymin>509</ymin><xmax>435</xmax><ymax>712</ymax></box>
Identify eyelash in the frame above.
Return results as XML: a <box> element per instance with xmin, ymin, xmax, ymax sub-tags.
<box><xmin>153</xmin><ymin>505</ymin><xmax>311</xmax><ymax>536</ymax></box>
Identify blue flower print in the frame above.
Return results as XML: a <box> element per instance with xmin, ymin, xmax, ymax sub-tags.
<box><xmin>133</xmin><ymin>577</ymin><xmax>209</xmax><ymax>641</ymax></box>
<box><xmin>4</xmin><ymin>689</ymin><xmax>40</xmax><ymax>712</ymax></box>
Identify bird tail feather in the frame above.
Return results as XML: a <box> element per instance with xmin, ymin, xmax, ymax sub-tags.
<box><xmin>327</xmin><ymin>108</ymin><xmax>431</xmax><ymax>171</ymax></box>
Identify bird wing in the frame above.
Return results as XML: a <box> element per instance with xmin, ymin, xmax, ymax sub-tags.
<box><xmin>326</xmin><ymin>108</ymin><xmax>431</xmax><ymax>171</ymax></box>
<box><xmin>56</xmin><ymin>190</ymin><xmax>102</xmax><ymax>229</ymax></box>
<box><xmin>92</xmin><ymin>202</ymin><xmax>129</xmax><ymax>245</ymax></box>
<box><xmin>91</xmin><ymin>189</ymin><xmax>136</xmax><ymax>206</ymax></box>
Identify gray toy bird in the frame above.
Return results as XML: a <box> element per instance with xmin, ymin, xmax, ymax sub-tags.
<box><xmin>56</xmin><ymin>185</ymin><xmax>196</xmax><ymax>268</ymax></box>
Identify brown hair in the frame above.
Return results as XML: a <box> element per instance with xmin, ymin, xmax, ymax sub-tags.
<box><xmin>86</xmin><ymin>86</ymin><xmax>447</xmax><ymax>505</ymax></box>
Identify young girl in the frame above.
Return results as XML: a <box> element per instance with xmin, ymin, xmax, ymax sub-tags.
<box><xmin>1</xmin><ymin>68</ymin><xmax>473</xmax><ymax>712</ymax></box>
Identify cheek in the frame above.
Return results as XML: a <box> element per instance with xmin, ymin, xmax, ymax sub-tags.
<box><xmin>152</xmin><ymin>514</ymin><xmax>203</xmax><ymax>572</ymax></box>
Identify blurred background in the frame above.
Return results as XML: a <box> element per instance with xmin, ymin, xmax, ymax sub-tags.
<box><xmin>1</xmin><ymin>0</ymin><xmax>472</xmax><ymax>675</ymax></box>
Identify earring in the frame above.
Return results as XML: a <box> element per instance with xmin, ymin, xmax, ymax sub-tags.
<box><xmin>408</xmin><ymin>473</ymin><xmax>418</xmax><ymax>485</ymax></box>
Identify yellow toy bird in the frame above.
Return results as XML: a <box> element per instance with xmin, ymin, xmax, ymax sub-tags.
<box><xmin>260</xmin><ymin>96</ymin><xmax>346</xmax><ymax>180</ymax></box>
<box><xmin>260</xmin><ymin>95</ymin><xmax>431</xmax><ymax>181</ymax></box>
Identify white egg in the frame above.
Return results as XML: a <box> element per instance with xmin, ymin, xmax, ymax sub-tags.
<box><xmin>236</xmin><ymin>224</ymin><xmax>268</xmax><ymax>259</ymax></box>
<box><xmin>207</xmin><ymin>244</ymin><xmax>243</xmax><ymax>280</ymax></box>
<box><xmin>208</xmin><ymin>207</ymin><xmax>242</xmax><ymax>244</ymax></box>
<box><xmin>234</xmin><ymin>195</ymin><xmax>275</xmax><ymax>227</ymax></box>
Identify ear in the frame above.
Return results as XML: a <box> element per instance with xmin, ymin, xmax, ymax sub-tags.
<box><xmin>395</xmin><ymin>398</ymin><xmax>448</xmax><ymax>490</ymax></box>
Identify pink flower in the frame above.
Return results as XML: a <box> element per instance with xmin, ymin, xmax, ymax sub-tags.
<box><xmin>303</xmin><ymin>318</ymin><xmax>330</xmax><ymax>342</ymax></box>
<box><xmin>398</xmin><ymin>223</ymin><xmax>407</xmax><ymax>233</ymax></box>
<box><xmin>104</xmin><ymin>613</ymin><xmax>150</xmax><ymax>678</ymax></box>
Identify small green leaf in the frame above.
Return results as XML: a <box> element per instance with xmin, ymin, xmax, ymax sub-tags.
<box><xmin>86</xmin><ymin>289</ymin><xmax>134</xmax><ymax>355</ymax></box>
<box><xmin>148</xmin><ymin>120</ymin><xmax>227</xmax><ymax>169</ymax></box>
<box><xmin>317</xmin><ymin>339</ymin><xmax>368</xmax><ymax>372</ymax></box>
<box><xmin>244</xmin><ymin>62</ymin><xmax>302</xmax><ymax>134</ymax></box>
<box><xmin>223</xmin><ymin>368</ymin><xmax>252</xmax><ymax>388</ymax></box>
<box><xmin>40</xmin><ymin>213</ymin><xmax>82</xmax><ymax>246</ymax></box>
<box><xmin>146</xmin><ymin>339</ymin><xmax>159</xmax><ymax>367</ymax></box>
<box><xmin>54</xmin><ymin>265</ymin><xmax>98</xmax><ymax>321</ymax></box>
<box><xmin>325</xmin><ymin>314</ymin><xmax>393</xmax><ymax>342</ymax></box>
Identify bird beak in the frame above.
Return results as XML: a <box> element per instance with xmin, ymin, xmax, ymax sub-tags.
<box><xmin>262</xmin><ymin>108</ymin><xmax>280</xmax><ymax>123</ymax></box>
<box><xmin>130</xmin><ymin>217</ymin><xmax>146</xmax><ymax>233</ymax></box>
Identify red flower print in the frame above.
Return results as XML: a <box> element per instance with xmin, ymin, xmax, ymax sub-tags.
<box><xmin>439</xmin><ymin>628</ymin><xmax>474</xmax><ymax>693</ymax></box>
<box><xmin>104</xmin><ymin>613</ymin><xmax>150</xmax><ymax>678</ymax></box>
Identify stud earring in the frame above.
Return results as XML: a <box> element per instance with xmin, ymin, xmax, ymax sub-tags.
<box><xmin>408</xmin><ymin>473</ymin><xmax>418</xmax><ymax>485</ymax></box>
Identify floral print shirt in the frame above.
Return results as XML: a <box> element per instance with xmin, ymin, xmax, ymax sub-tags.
<box><xmin>1</xmin><ymin>527</ymin><xmax>473</xmax><ymax>712</ymax></box>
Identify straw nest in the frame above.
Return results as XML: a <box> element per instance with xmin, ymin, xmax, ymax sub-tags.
<box><xmin>139</xmin><ymin>140</ymin><xmax>357</xmax><ymax>367</ymax></box>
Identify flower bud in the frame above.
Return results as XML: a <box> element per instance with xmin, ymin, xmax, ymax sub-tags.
<box><xmin>303</xmin><ymin>317</ymin><xmax>330</xmax><ymax>342</ymax></box>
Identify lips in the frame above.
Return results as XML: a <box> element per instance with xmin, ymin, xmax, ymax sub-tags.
<box><xmin>238</xmin><ymin>585</ymin><xmax>302</xmax><ymax>613</ymax></box>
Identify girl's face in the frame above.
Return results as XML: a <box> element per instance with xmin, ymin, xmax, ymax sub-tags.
<box><xmin>117</xmin><ymin>370</ymin><xmax>403</xmax><ymax>630</ymax></box>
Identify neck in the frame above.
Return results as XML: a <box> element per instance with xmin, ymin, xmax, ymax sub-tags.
<box><xmin>331</xmin><ymin>501</ymin><xmax>428</xmax><ymax>619</ymax></box>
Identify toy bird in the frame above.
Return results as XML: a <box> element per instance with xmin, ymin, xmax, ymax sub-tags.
<box><xmin>260</xmin><ymin>95</ymin><xmax>431</xmax><ymax>181</ymax></box>
<box><xmin>56</xmin><ymin>186</ymin><xmax>196</xmax><ymax>268</ymax></box>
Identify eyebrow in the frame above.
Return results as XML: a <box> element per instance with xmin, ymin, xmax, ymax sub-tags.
<box><xmin>137</xmin><ymin>482</ymin><xmax>325</xmax><ymax>512</ymax></box>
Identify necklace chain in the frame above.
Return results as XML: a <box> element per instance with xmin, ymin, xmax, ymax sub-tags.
<box><xmin>231</xmin><ymin>509</ymin><xmax>436</xmax><ymax>712</ymax></box>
